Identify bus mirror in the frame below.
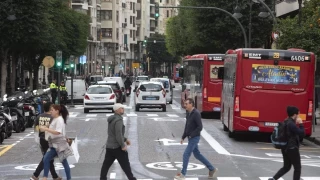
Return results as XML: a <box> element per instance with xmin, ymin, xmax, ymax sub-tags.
<box><xmin>218</xmin><ymin>67</ymin><xmax>224</xmax><ymax>79</ymax></box>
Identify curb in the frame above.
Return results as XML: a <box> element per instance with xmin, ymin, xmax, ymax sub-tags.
<box><xmin>305</xmin><ymin>136</ymin><xmax>320</xmax><ymax>146</ymax></box>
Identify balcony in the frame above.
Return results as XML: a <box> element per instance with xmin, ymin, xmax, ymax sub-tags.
<box><xmin>136</xmin><ymin>19</ymin><xmax>141</xmax><ymax>25</ymax></box>
<box><xmin>97</xmin><ymin>0</ymin><xmax>101</xmax><ymax>6</ymax></box>
<box><xmin>88</xmin><ymin>0</ymin><xmax>92</xmax><ymax>7</ymax></box>
<box><xmin>150</xmin><ymin>27</ymin><xmax>156</xmax><ymax>32</ymax></box>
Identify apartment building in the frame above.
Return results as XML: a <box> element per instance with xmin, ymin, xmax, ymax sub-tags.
<box><xmin>276</xmin><ymin>0</ymin><xmax>302</xmax><ymax>17</ymax></box>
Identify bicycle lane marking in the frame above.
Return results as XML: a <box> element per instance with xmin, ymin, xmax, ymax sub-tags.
<box><xmin>0</xmin><ymin>145</ymin><xmax>14</xmax><ymax>157</ymax></box>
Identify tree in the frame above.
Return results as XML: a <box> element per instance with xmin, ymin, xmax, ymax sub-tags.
<box><xmin>165</xmin><ymin>0</ymin><xmax>274</xmax><ymax>56</ymax></box>
<box><xmin>276</xmin><ymin>0</ymin><xmax>320</xmax><ymax>57</ymax></box>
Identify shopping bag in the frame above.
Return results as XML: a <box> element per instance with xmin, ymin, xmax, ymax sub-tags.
<box><xmin>67</xmin><ymin>137</ymin><xmax>80</xmax><ymax>164</ymax></box>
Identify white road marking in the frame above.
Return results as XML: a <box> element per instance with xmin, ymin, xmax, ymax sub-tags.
<box><xmin>126</xmin><ymin>113</ymin><xmax>137</xmax><ymax>117</ymax></box>
<box><xmin>201</xmin><ymin>129</ymin><xmax>230</xmax><ymax>155</ymax></box>
<box><xmin>110</xmin><ymin>172</ymin><xmax>116</xmax><ymax>179</ymax></box>
<box><xmin>106</xmin><ymin>114</ymin><xmax>113</xmax><ymax>117</ymax></box>
<box><xmin>85</xmin><ymin>118</ymin><xmax>90</xmax><ymax>122</ymax></box>
<box><xmin>217</xmin><ymin>178</ymin><xmax>242</xmax><ymax>180</ymax></box>
<box><xmin>26</xmin><ymin>134</ymin><xmax>31</xmax><ymax>137</ymax></box>
<box><xmin>167</xmin><ymin>114</ymin><xmax>179</xmax><ymax>117</ymax></box>
<box><xmin>260</xmin><ymin>178</ymin><xmax>284</xmax><ymax>180</ymax></box>
<box><xmin>301</xmin><ymin>178</ymin><xmax>320</xmax><ymax>180</ymax></box>
<box><xmin>86</xmin><ymin>114</ymin><xmax>97</xmax><ymax>117</ymax></box>
<box><xmin>170</xmin><ymin>105</ymin><xmax>180</xmax><ymax>109</ymax></box>
<box><xmin>69</xmin><ymin>112</ymin><xmax>78</xmax><ymax>118</ymax></box>
<box><xmin>185</xmin><ymin>178</ymin><xmax>199</xmax><ymax>180</ymax></box>
<box><xmin>147</xmin><ymin>114</ymin><xmax>158</xmax><ymax>117</ymax></box>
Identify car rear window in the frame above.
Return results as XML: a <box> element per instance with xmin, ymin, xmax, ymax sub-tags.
<box><xmin>87</xmin><ymin>87</ymin><xmax>112</xmax><ymax>94</ymax></box>
<box><xmin>139</xmin><ymin>84</ymin><xmax>162</xmax><ymax>92</ymax></box>
<box><xmin>137</xmin><ymin>77</ymin><xmax>149</xmax><ymax>81</ymax></box>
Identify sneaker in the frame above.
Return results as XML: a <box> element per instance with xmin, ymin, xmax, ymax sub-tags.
<box><xmin>30</xmin><ymin>175</ymin><xmax>39</xmax><ymax>180</ymax></box>
<box><xmin>208</xmin><ymin>168</ymin><xmax>218</xmax><ymax>179</ymax></box>
<box><xmin>53</xmin><ymin>177</ymin><xmax>62</xmax><ymax>180</ymax></box>
<box><xmin>268</xmin><ymin>178</ymin><xmax>275</xmax><ymax>180</ymax></box>
<box><xmin>174</xmin><ymin>172</ymin><xmax>185</xmax><ymax>180</ymax></box>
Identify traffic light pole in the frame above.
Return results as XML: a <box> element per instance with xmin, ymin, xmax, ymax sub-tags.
<box><xmin>158</xmin><ymin>5</ymin><xmax>248</xmax><ymax>48</ymax></box>
<box><xmin>70</xmin><ymin>55</ymin><xmax>75</xmax><ymax>107</ymax></box>
<box><xmin>57</xmin><ymin>68</ymin><xmax>61</xmax><ymax>104</ymax></box>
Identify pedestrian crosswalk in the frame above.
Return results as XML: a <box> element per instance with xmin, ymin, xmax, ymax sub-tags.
<box><xmin>70</xmin><ymin>104</ymin><xmax>182</xmax><ymax>110</ymax></box>
<box><xmin>111</xmin><ymin>177</ymin><xmax>320</xmax><ymax>180</ymax></box>
<box><xmin>68</xmin><ymin>112</ymin><xmax>185</xmax><ymax>119</ymax></box>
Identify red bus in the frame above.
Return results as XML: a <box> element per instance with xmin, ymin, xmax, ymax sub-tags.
<box><xmin>220</xmin><ymin>48</ymin><xmax>315</xmax><ymax>137</ymax></box>
<box><xmin>173</xmin><ymin>63</ymin><xmax>181</xmax><ymax>83</ymax></box>
<box><xmin>181</xmin><ymin>54</ymin><xmax>225</xmax><ymax>118</ymax></box>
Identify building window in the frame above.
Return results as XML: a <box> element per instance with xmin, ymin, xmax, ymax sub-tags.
<box><xmin>99</xmin><ymin>10</ymin><xmax>112</xmax><ymax>20</ymax></box>
<box><xmin>102</xmin><ymin>28</ymin><xmax>112</xmax><ymax>38</ymax></box>
<box><xmin>130</xmin><ymin>2</ymin><xmax>133</xmax><ymax>10</ymax></box>
<box><xmin>167</xmin><ymin>10</ymin><xmax>169</xmax><ymax>17</ymax></box>
<box><xmin>166</xmin><ymin>0</ymin><xmax>169</xmax><ymax>3</ymax></box>
<box><xmin>133</xmin><ymin>3</ymin><xmax>135</xmax><ymax>13</ymax></box>
<box><xmin>116</xmin><ymin>28</ymin><xmax>119</xmax><ymax>40</ymax></box>
<box><xmin>125</xmin><ymin>18</ymin><xmax>127</xmax><ymax>23</ymax></box>
<box><xmin>133</xmin><ymin>17</ymin><xmax>135</xmax><ymax>27</ymax></box>
<box><xmin>130</xmin><ymin>16</ymin><xmax>132</xmax><ymax>24</ymax></box>
<box><xmin>130</xmin><ymin>30</ymin><xmax>132</xmax><ymax>38</ymax></box>
<box><xmin>116</xmin><ymin>11</ymin><xmax>119</xmax><ymax>22</ymax></box>
<box><xmin>133</xmin><ymin>30</ymin><xmax>136</xmax><ymax>41</ymax></box>
<box><xmin>102</xmin><ymin>0</ymin><xmax>112</xmax><ymax>2</ymax></box>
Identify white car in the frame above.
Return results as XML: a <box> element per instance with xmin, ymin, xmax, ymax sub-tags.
<box><xmin>150</xmin><ymin>78</ymin><xmax>175</xmax><ymax>104</ymax></box>
<box><xmin>135</xmin><ymin>76</ymin><xmax>149</xmax><ymax>90</ymax></box>
<box><xmin>134</xmin><ymin>81</ymin><xmax>167</xmax><ymax>112</ymax></box>
<box><xmin>83</xmin><ymin>85</ymin><xmax>116</xmax><ymax>113</ymax></box>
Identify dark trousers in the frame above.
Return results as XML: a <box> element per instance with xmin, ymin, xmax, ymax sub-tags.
<box><xmin>33</xmin><ymin>138</ymin><xmax>59</xmax><ymax>178</ymax></box>
<box><xmin>100</xmin><ymin>148</ymin><xmax>136</xmax><ymax>180</ymax></box>
<box><xmin>52</xmin><ymin>94</ymin><xmax>57</xmax><ymax>104</ymax></box>
<box><xmin>273</xmin><ymin>148</ymin><xmax>301</xmax><ymax>180</ymax></box>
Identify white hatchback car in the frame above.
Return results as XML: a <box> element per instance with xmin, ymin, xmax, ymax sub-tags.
<box><xmin>134</xmin><ymin>81</ymin><xmax>167</xmax><ymax>112</ymax></box>
<box><xmin>83</xmin><ymin>85</ymin><xmax>116</xmax><ymax>113</ymax></box>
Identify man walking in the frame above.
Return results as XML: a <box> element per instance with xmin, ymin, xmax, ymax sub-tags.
<box><xmin>175</xmin><ymin>98</ymin><xmax>217</xmax><ymax>180</ymax></box>
<box><xmin>268</xmin><ymin>106</ymin><xmax>305</xmax><ymax>180</ymax></box>
<box><xmin>100</xmin><ymin>104</ymin><xmax>136</xmax><ymax>180</ymax></box>
<box><xmin>30</xmin><ymin>102</ymin><xmax>61</xmax><ymax>180</ymax></box>
<box><xmin>50</xmin><ymin>80</ymin><xmax>58</xmax><ymax>104</ymax></box>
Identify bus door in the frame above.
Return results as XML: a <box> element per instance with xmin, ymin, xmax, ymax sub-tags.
<box><xmin>206</xmin><ymin>60</ymin><xmax>224</xmax><ymax>111</ymax></box>
<box><xmin>240</xmin><ymin>51</ymin><xmax>312</xmax><ymax>130</ymax></box>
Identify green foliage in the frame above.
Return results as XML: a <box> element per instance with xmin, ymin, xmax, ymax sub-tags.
<box><xmin>276</xmin><ymin>0</ymin><xmax>320</xmax><ymax>57</ymax></box>
<box><xmin>165</xmin><ymin>0</ymin><xmax>274</xmax><ymax>56</ymax></box>
<box><xmin>146</xmin><ymin>33</ymin><xmax>179</xmax><ymax>64</ymax></box>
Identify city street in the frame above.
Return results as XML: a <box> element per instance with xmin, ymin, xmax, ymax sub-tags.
<box><xmin>0</xmin><ymin>84</ymin><xmax>319</xmax><ymax>180</ymax></box>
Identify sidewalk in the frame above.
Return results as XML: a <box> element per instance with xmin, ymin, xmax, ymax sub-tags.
<box><xmin>305</xmin><ymin>109</ymin><xmax>320</xmax><ymax>145</ymax></box>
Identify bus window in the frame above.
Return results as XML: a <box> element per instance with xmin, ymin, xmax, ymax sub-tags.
<box><xmin>218</xmin><ymin>67</ymin><xmax>224</xmax><ymax>79</ymax></box>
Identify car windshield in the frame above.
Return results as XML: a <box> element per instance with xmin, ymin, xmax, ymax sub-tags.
<box><xmin>87</xmin><ymin>87</ymin><xmax>112</xmax><ymax>94</ymax></box>
<box><xmin>151</xmin><ymin>79</ymin><xmax>169</xmax><ymax>88</ymax></box>
<box><xmin>139</xmin><ymin>84</ymin><xmax>162</xmax><ymax>92</ymax></box>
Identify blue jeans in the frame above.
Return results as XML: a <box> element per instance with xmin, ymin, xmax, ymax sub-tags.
<box><xmin>181</xmin><ymin>136</ymin><xmax>214</xmax><ymax>176</ymax></box>
<box><xmin>43</xmin><ymin>147</ymin><xmax>71</xmax><ymax>180</ymax></box>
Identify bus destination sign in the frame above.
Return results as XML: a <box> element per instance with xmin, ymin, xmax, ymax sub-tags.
<box><xmin>242</xmin><ymin>50</ymin><xmax>311</xmax><ymax>62</ymax></box>
<box><xmin>208</xmin><ymin>55</ymin><xmax>224</xmax><ymax>61</ymax></box>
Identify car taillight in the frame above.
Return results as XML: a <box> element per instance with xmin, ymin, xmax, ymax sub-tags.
<box><xmin>162</xmin><ymin>88</ymin><xmax>166</xmax><ymax>98</ymax></box>
<box><xmin>136</xmin><ymin>89</ymin><xmax>140</xmax><ymax>97</ymax></box>
<box><xmin>203</xmin><ymin>87</ymin><xmax>207</xmax><ymax>98</ymax></box>
<box><xmin>110</xmin><ymin>94</ymin><xmax>115</xmax><ymax>99</ymax></box>
<box><xmin>308</xmin><ymin>100</ymin><xmax>313</xmax><ymax>116</ymax></box>
<box><xmin>85</xmin><ymin>95</ymin><xmax>90</xmax><ymax>100</ymax></box>
<box><xmin>234</xmin><ymin>96</ymin><xmax>239</xmax><ymax>112</ymax></box>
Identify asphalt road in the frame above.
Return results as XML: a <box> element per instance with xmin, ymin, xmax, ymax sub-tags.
<box><xmin>0</xmin><ymin>84</ymin><xmax>320</xmax><ymax>180</ymax></box>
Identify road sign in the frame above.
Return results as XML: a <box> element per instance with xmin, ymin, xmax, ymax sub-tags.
<box><xmin>132</xmin><ymin>63</ymin><xmax>139</xmax><ymax>68</ymax></box>
<box><xmin>272</xmin><ymin>32</ymin><xmax>280</xmax><ymax>40</ymax></box>
<box><xmin>154</xmin><ymin>138</ymin><xmax>188</xmax><ymax>146</ymax></box>
<box><xmin>146</xmin><ymin>162</ymin><xmax>205</xmax><ymax>171</ymax></box>
<box><xmin>42</xmin><ymin>56</ymin><xmax>55</xmax><ymax>68</ymax></box>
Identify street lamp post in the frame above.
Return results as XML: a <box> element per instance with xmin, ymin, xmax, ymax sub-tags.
<box><xmin>70</xmin><ymin>55</ymin><xmax>75</xmax><ymax>107</ymax></box>
<box><xmin>159</xmin><ymin>6</ymin><xmax>248</xmax><ymax>48</ymax></box>
<box><xmin>56</xmin><ymin>51</ymin><xmax>62</xmax><ymax>104</ymax></box>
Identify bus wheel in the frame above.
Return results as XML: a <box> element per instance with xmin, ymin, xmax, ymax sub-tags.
<box><xmin>228</xmin><ymin>131</ymin><xmax>235</xmax><ymax>138</ymax></box>
<box><xmin>223</xmin><ymin>125</ymin><xmax>228</xmax><ymax>132</ymax></box>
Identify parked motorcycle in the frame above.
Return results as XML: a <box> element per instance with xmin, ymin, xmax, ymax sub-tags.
<box><xmin>0</xmin><ymin>104</ymin><xmax>13</xmax><ymax>139</ymax></box>
<box><xmin>0</xmin><ymin>115</ymin><xmax>6</xmax><ymax>144</ymax></box>
<box><xmin>2</xmin><ymin>93</ymin><xmax>27</xmax><ymax>133</ymax></box>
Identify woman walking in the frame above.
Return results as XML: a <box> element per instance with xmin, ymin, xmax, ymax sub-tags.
<box><xmin>40</xmin><ymin>104</ymin><xmax>72</xmax><ymax>180</ymax></box>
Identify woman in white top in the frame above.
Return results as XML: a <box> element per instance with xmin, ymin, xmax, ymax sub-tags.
<box><xmin>40</xmin><ymin>104</ymin><xmax>71</xmax><ymax>180</ymax></box>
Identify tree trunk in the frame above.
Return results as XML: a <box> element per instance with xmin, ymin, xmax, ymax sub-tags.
<box><xmin>11</xmin><ymin>56</ymin><xmax>17</xmax><ymax>93</ymax></box>
<box><xmin>1</xmin><ymin>48</ymin><xmax>8</xmax><ymax>97</ymax></box>
<box><xmin>33</xmin><ymin>66</ymin><xmax>40</xmax><ymax>90</ymax></box>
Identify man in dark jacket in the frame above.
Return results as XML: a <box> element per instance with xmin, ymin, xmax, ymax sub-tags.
<box><xmin>269</xmin><ymin>106</ymin><xmax>305</xmax><ymax>180</ymax></box>
<box><xmin>100</xmin><ymin>104</ymin><xmax>136</xmax><ymax>180</ymax></box>
<box><xmin>175</xmin><ymin>98</ymin><xmax>217</xmax><ymax>180</ymax></box>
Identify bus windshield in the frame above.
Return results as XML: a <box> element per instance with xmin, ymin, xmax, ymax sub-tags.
<box><xmin>183</xmin><ymin>60</ymin><xmax>203</xmax><ymax>87</ymax></box>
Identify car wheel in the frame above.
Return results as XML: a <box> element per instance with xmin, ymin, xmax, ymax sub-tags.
<box><xmin>15</xmin><ymin>122</ymin><xmax>21</xmax><ymax>133</ymax></box>
<box><xmin>162</xmin><ymin>105</ymin><xmax>166</xmax><ymax>112</ymax></box>
<box><xmin>135</xmin><ymin>105</ymin><xmax>139</xmax><ymax>112</ymax></box>
<box><xmin>84</xmin><ymin>108</ymin><xmax>89</xmax><ymax>113</ymax></box>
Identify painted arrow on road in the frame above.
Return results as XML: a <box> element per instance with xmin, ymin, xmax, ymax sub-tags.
<box><xmin>155</xmin><ymin>138</ymin><xmax>188</xmax><ymax>146</ymax></box>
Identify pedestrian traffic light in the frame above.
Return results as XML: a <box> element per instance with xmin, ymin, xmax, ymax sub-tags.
<box><xmin>102</xmin><ymin>65</ymin><xmax>105</xmax><ymax>69</ymax></box>
<box><xmin>57</xmin><ymin>61</ymin><xmax>62</xmax><ymax>67</ymax></box>
<box><xmin>155</xmin><ymin>3</ymin><xmax>159</xmax><ymax>19</ymax></box>
<box><xmin>64</xmin><ymin>67</ymin><xmax>66</xmax><ymax>70</ymax></box>
<box><xmin>108</xmin><ymin>66</ymin><xmax>111</xmax><ymax>69</ymax></box>
<box><xmin>143</xmin><ymin>39</ymin><xmax>147</xmax><ymax>47</ymax></box>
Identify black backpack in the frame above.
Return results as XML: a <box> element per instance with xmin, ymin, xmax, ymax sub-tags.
<box><xmin>271</xmin><ymin>120</ymin><xmax>288</xmax><ymax>149</ymax></box>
